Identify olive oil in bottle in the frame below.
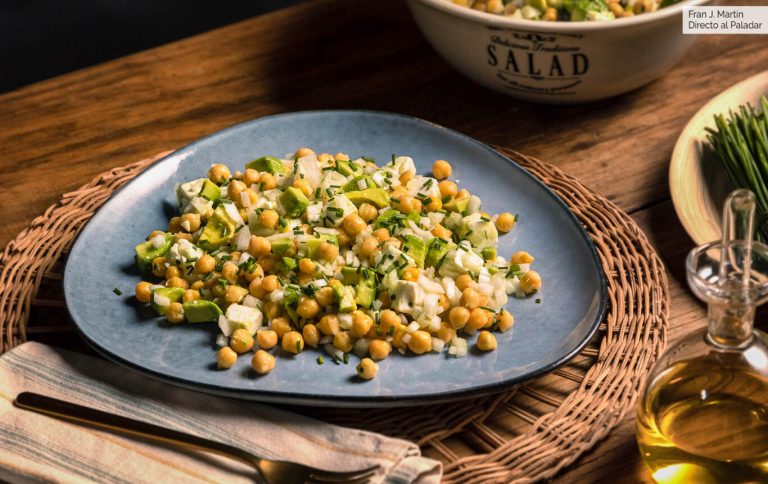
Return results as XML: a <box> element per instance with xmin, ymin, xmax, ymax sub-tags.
<box><xmin>637</xmin><ymin>189</ymin><xmax>768</xmax><ymax>483</ymax></box>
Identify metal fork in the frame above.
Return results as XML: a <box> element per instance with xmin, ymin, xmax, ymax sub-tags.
<box><xmin>14</xmin><ymin>392</ymin><xmax>378</xmax><ymax>484</ymax></box>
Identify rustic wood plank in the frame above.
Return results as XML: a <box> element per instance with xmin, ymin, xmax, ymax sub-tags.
<box><xmin>1</xmin><ymin>0</ymin><xmax>766</xmax><ymax>482</ymax></box>
<box><xmin>1</xmin><ymin>0</ymin><xmax>766</xmax><ymax>248</ymax></box>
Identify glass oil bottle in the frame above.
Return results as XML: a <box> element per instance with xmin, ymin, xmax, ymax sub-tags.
<box><xmin>637</xmin><ymin>189</ymin><xmax>768</xmax><ymax>483</ymax></box>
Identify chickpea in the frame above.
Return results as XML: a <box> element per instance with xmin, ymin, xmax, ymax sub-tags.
<box><xmin>180</xmin><ymin>213</ymin><xmax>201</xmax><ymax>233</ymax></box>
<box><xmin>497</xmin><ymin>310</ymin><xmax>515</xmax><ymax>332</ymax></box>
<box><xmin>263</xmin><ymin>301</ymin><xmax>282</xmax><ymax>320</ymax></box>
<box><xmin>249</xmin><ymin>278</ymin><xmax>266</xmax><ymax>298</ymax></box>
<box><xmin>477</xmin><ymin>331</ymin><xmax>498</xmax><ymax>351</ymax></box>
<box><xmin>230</xmin><ymin>328</ymin><xmax>254</xmax><ymax>353</ymax></box>
<box><xmin>242</xmin><ymin>263</ymin><xmax>264</xmax><ymax>282</ymax></box>
<box><xmin>519</xmin><ymin>271</ymin><xmax>542</xmax><ymax>294</ymax></box>
<box><xmin>259</xmin><ymin>209</ymin><xmax>279</xmax><ymax>230</ymax></box>
<box><xmin>399</xmin><ymin>267</ymin><xmax>419</xmax><ymax>282</ymax></box>
<box><xmin>195</xmin><ymin>254</ymin><xmax>215</xmax><ymax>273</ymax></box>
<box><xmin>379</xmin><ymin>310</ymin><xmax>401</xmax><ymax>335</ymax></box>
<box><xmin>318</xmin><ymin>153</ymin><xmax>334</xmax><ymax>164</ymax></box>
<box><xmin>252</xmin><ymin>350</ymin><xmax>276</xmax><ymax>374</ymax></box>
<box><xmin>217</xmin><ymin>347</ymin><xmax>237</xmax><ymax>369</ymax></box>
<box><xmin>408</xmin><ymin>330</ymin><xmax>432</xmax><ymax>355</ymax></box>
<box><xmin>174</xmin><ymin>232</ymin><xmax>193</xmax><ymax>242</ymax></box>
<box><xmin>468</xmin><ymin>307</ymin><xmax>491</xmax><ymax>330</ymax></box>
<box><xmin>432</xmin><ymin>160</ymin><xmax>452</xmax><ymax>180</ymax></box>
<box><xmin>221</xmin><ymin>262</ymin><xmax>239</xmax><ymax>284</ymax></box>
<box><xmin>456</xmin><ymin>274</ymin><xmax>474</xmax><ymax>291</ymax></box>
<box><xmin>333</xmin><ymin>331</ymin><xmax>353</xmax><ymax>353</ymax></box>
<box><xmin>211</xmin><ymin>282</ymin><xmax>227</xmax><ymax>299</ymax></box>
<box><xmin>282</xmin><ymin>331</ymin><xmax>305</xmax><ymax>354</ymax></box>
<box><xmin>317</xmin><ymin>241</ymin><xmax>339</xmax><ymax>262</ymax></box>
<box><xmin>337</xmin><ymin>230</ymin><xmax>354</xmax><ymax>247</ymax></box>
<box><xmin>438</xmin><ymin>293</ymin><xmax>450</xmax><ymax>312</ymax></box>
<box><xmin>244</xmin><ymin>168</ymin><xmax>260</xmax><ymax>186</ymax></box>
<box><xmin>510</xmin><ymin>251</ymin><xmax>534</xmax><ymax>264</ymax></box>
<box><xmin>390</xmin><ymin>186</ymin><xmax>409</xmax><ymax>199</ymax></box>
<box><xmin>356</xmin><ymin>358</ymin><xmax>379</xmax><ymax>380</ymax></box>
<box><xmin>335</xmin><ymin>152</ymin><xmax>350</xmax><ymax>161</ymax></box>
<box><xmin>457</xmin><ymin>188</ymin><xmax>470</xmax><ymax>199</ymax></box>
<box><xmin>351</xmin><ymin>311</ymin><xmax>374</xmax><ymax>337</ymax></box>
<box><xmin>296</xmin><ymin>147</ymin><xmax>315</xmax><ymax>158</ymax></box>
<box><xmin>191</xmin><ymin>280</ymin><xmax>205</xmax><ymax>290</ymax></box>
<box><xmin>227</xmin><ymin>180</ymin><xmax>247</xmax><ymax>201</ymax></box>
<box><xmin>261</xmin><ymin>275</ymin><xmax>281</xmax><ymax>293</ymax></box>
<box><xmin>292</xmin><ymin>178</ymin><xmax>313</xmax><ymax>198</ymax></box>
<box><xmin>225</xmin><ymin>285</ymin><xmax>246</xmax><ymax>304</ymax></box>
<box><xmin>209</xmin><ymin>164</ymin><xmax>231</xmax><ymax>184</ymax></box>
<box><xmin>372</xmin><ymin>228</ymin><xmax>390</xmax><ymax>242</ymax></box>
<box><xmin>342</xmin><ymin>214</ymin><xmax>367</xmax><ymax>236</ymax></box>
<box><xmin>395</xmin><ymin>196</ymin><xmax>418</xmax><ymax>214</ymax></box>
<box><xmin>424</xmin><ymin>198</ymin><xmax>442</xmax><ymax>213</ymax></box>
<box><xmin>165</xmin><ymin>266</ymin><xmax>181</xmax><ymax>280</ymax></box>
<box><xmin>437</xmin><ymin>322</ymin><xmax>456</xmax><ymax>342</ymax></box>
<box><xmin>246</xmin><ymin>236</ymin><xmax>270</xmax><ymax>258</ymax></box>
<box><xmin>152</xmin><ymin>257</ymin><xmax>168</xmax><ymax>277</ymax></box>
<box><xmin>358</xmin><ymin>237</ymin><xmax>380</xmax><ymax>258</ymax></box>
<box><xmin>240</xmin><ymin>189</ymin><xmax>258</xmax><ymax>208</ymax></box>
<box><xmin>135</xmin><ymin>281</ymin><xmax>152</xmax><ymax>303</ymax></box>
<box><xmin>391</xmin><ymin>328</ymin><xmax>408</xmax><ymax>350</ymax></box>
<box><xmin>449</xmin><ymin>306</ymin><xmax>470</xmax><ymax>329</ymax></box>
<box><xmin>318</xmin><ymin>314</ymin><xmax>341</xmax><ymax>336</ymax></box>
<box><xmin>271</xmin><ymin>317</ymin><xmax>292</xmax><ymax>338</ymax></box>
<box><xmin>149</xmin><ymin>230</ymin><xmax>165</xmax><ymax>240</ymax></box>
<box><xmin>165</xmin><ymin>302</ymin><xmax>184</xmax><ymax>324</ymax></box>
<box><xmin>378</xmin><ymin>292</ymin><xmax>391</xmax><ymax>310</ymax></box>
<box><xmin>167</xmin><ymin>217</ymin><xmax>182</xmax><ymax>233</ymax></box>
<box><xmin>358</xmin><ymin>203</ymin><xmax>379</xmax><ymax>222</ymax></box>
<box><xmin>438</xmin><ymin>180</ymin><xmax>458</xmax><ymax>198</ymax></box>
<box><xmin>298</xmin><ymin>258</ymin><xmax>316</xmax><ymax>274</ymax></box>
<box><xmin>167</xmin><ymin>276</ymin><xmax>190</xmax><ymax>290</ymax></box>
<box><xmin>399</xmin><ymin>170</ymin><xmax>415</xmax><ymax>185</ymax></box>
<box><xmin>257</xmin><ymin>330</ymin><xmax>278</xmax><ymax>349</ymax></box>
<box><xmin>460</xmin><ymin>287</ymin><xmax>482</xmax><ymax>309</ymax></box>
<box><xmin>368</xmin><ymin>339</ymin><xmax>391</xmax><ymax>361</ymax></box>
<box><xmin>297</xmin><ymin>297</ymin><xmax>321</xmax><ymax>319</ymax></box>
<box><xmin>259</xmin><ymin>173</ymin><xmax>277</xmax><ymax>190</ymax></box>
<box><xmin>495</xmin><ymin>212</ymin><xmax>516</xmax><ymax>233</ymax></box>
<box><xmin>315</xmin><ymin>287</ymin><xmax>335</xmax><ymax>307</ymax></box>
<box><xmin>257</xmin><ymin>254</ymin><xmax>277</xmax><ymax>272</ymax></box>
<box><xmin>183</xmin><ymin>289</ymin><xmax>200</xmax><ymax>302</ymax></box>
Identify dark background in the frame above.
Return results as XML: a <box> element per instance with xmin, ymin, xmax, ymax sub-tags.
<box><xmin>1</xmin><ymin>0</ymin><xmax>304</xmax><ymax>94</ymax></box>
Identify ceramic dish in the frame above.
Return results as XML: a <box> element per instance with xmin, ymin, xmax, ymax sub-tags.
<box><xmin>406</xmin><ymin>0</ymin><xmax>709</xmax><ymax>103</ymax></box>
<box><xmin>64</xmin><ymin>111</ymin><xmax>606</xmax><ymax>407</ymax></box>
<box><xmin>670</xmin><ymin>70</ymin><xmax>768</xmax><ymax>246</ymax></box>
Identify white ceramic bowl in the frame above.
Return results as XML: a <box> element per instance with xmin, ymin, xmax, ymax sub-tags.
<box><xmin>406</xmin><ymin>0</ymin><xmax>710</xmax><ymax>103</ymax></box>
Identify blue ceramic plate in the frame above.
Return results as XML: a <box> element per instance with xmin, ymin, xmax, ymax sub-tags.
<box><xmin>64</xmin><ymin>111</ymin><xmax>606</xmax><ymax>407</ymax></box>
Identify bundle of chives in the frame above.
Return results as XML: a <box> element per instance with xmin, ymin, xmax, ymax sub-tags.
<box><xmin>706</xmin><ymin>96</ymin><xmax>768</xmax><ymax>241</ymax></box>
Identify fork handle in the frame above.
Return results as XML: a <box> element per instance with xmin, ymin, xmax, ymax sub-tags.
<box><xmin>14</xmin><ymin>392</ymin><xmax>259</xmax><ymax>467</ymax></box>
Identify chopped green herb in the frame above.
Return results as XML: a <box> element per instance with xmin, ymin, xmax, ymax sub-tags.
<box><xmin>343</xmin><ymin>353</ymin><xmax>350</xmax><ymax>364</ymax></box>
<box><xmin>535</xmin><ymin>298</ymin><xmax>542</xmax><ymax>304</ymax></box>
<box><xmin>113</xmin><ymin>288</ymin><xmax>122</xmax><ymax>296</ymax></box>
<box><xmin>317</xmin><ymin>356</ymin><xmax>324</xmax><ymax>365</ymax></box>
<box><xmin>296</xmin><ymin>340</ymin><xmax>301</xmax><ymax>353</ymax></box>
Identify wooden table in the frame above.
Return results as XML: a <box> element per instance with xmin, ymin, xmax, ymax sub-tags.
<box><xmin>1</xmin><ymin>0</ymin><xmax>765</xmax><ymax>481</ymax></box>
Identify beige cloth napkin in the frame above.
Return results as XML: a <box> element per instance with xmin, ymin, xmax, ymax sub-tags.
<box><xmin>0</xmin><ymin>342</ymin><xmax>441</xmax><ymax>483</ymax></box>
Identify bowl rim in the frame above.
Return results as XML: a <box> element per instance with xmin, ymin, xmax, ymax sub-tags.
<box><xmin>410</xmin><ymin>0</ymin><xmax>710</xmax><ymax>32</ymax></box>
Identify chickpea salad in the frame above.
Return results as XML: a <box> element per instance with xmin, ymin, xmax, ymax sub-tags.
<box><xmin>132</xmin><ymin>148</ymin><xmax>542</xmax><ymax>380</ymax></box>
<box><xmin>453</xmin><ymin>0</ymin><xmax>665</xmax><ymax>21</ymax></box>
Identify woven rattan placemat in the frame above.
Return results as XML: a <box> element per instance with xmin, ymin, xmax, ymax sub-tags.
<box><xmin>0</xmin><ymin>148</ymin><xmax>669</xmax><ymax>482</ymax></box>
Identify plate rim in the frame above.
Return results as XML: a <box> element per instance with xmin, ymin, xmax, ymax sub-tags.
<box><xmin>63</xmin><ymin>109</ymin><xmax>608</xmax><ymax>407</ymax></box>
<box><xmin>669</xmin><ymin>70</ymin><xmax>768</xmax><ymax>247</ymax></box>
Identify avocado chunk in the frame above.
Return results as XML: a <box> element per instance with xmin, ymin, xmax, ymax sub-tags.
<box><xmin>402</xmin><ymin>235</ymin><xmax>427</xmax><ymax>268</ymax></box>
<box><xmin>354</xmin><ymin>268</ymin><xmax>378</xmax><ymax>308</ymax></box>
<box><xmin>528</xmin><ymin>0</ymin><xmax>548</xmax><ymax>12</ymax></box>
<box><xmin>306</xmin><ymin>234</ymin><xmax>338</xmax><ymax>260</ymax></box>
<box><xmin>425</xmin><ymin>237</ymin><xmax>452</xmax><ymax>268</ymax></box>
<box><xmin>340</xmin><ymin>266</ymin><xmax>360</xmax><ymax>285</ymax></box>
<box><xmin>333</xmin><ymin>284</ymin><xmax>357</xmax><ymax>313</ymax></box>
<box><xmin>198</xmin><ymin>205</ymin><xmax>238</xmax><ymax>250</ymax></box>
<box><xmin>278</xmin><ymin>187</ymin><xmax>310</xmax><ymax>218</ymax></box>
<box><xmin>345</xmin><ymin>188</ymin><xmax>390</xmax><ymax>209</ymax></box>
<box><xmin>335</xmin><ymin>159</ymin><xmax>362</xmax><ymax>177</ymax></box>
<box><xmin>481</xmin><ymin>248</ymin><xmax>497</xmax><ymax>261</ymax></box>
<box><xmin>282</xmin><ymin>284</ymin><xmax>302</xmax><ymax>323</ymax></box>
<box><xmin>150</xmin><ymin>287</ymin><xmax>185</xmax><ymax>315</ymax></box>
<box><xmin>444</xmin><ymin>196</ymin><xmax>470</xmax><ymax>213</ymax></box>
<box><xmin>182</xmin><ymin>300</ymin><xmax>223</xmax><ymax>323</ymax></box>
<box><xmin>342</xmin><ymin>175</ymin><xmax>377</xmax><ymax>192</ymax></box>
<box><xmin>277</xmin><ymin>257</ymin><xmax>298</xmax><ymax>272</ymax></box>
<box><xmin>270</xmin><ymin>238</ymin><xmax>295</xmax><ymax>257</ymax></box>
<box><xmin>199</xmin><ymin>179</ymin><xmax>221</xmax><ymax>201</ymax></box>
<box><xmin>373</xmin><ymin>209</ymin><xmax>402</xmax><ymax>230</ymax></box>
<box><xmin>245</xmin><ymin>155</ymin><xmax>285</xmax><ymax>174</ymax></box>
<box><xmin>135</xmin><ymin>233</ymin><xmax>173</xmax><ymax>273</ymax></box>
